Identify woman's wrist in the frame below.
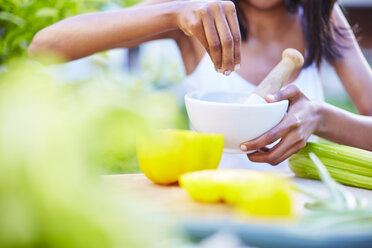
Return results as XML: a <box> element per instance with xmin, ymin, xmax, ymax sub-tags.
<box><xmin>311</xmin><ymin>100</ymin><xmax>372</xmax><ymax>151</ymax></box>
<box><xmin>160</xmin><ymin>1</ymin><xmax>185</xmax><ymax>30</ymax></box>
<box><xmin>312</xmin><ymin>101</ymin><xmax>329</xmax><ymax>137</ymax></box>
<box><xmin>313</xmin><ymin>101</ymin><xmax>347</xmax><ymax>138</ymax></box>
<box><xmin>131</xmin><ymin>1</ymin><xmax>182</xmax><ymax>31</ymax></box>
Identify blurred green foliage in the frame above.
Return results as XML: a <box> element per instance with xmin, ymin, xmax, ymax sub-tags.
<box><xmin>0</xmin><ymin>0</ymin><xmax>142</xmax><ymax>64</ymax></box>
<box><xmin>1</xmin><ymin>56</ymin><xmax>182</xmax><ymax>175</ymax></box>
<box><xmin>0</xmin><ymin>57</ymin><xmax>185</xmax><ymax>247</ymax></box>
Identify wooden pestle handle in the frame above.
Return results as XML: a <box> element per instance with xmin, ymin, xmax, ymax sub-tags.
<box><xmin>253</xmin><ymin>48</ymin><xmax>304</xmax><ymax>98</ymax></box>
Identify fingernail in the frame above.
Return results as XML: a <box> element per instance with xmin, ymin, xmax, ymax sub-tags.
<box><xmin>223</xmin><ymin>70</ymin><xmax>232</xmax><ymax>76</ymax></box>
<box><xmin>240</xmin><ymin>145</ymin><xmax>247</xmax><ymax>151</ymax></box>
<box><xmin>234</xmin><ymin>64</ymin><xmax>240</xmax><ymax>71</ymax></box>
<box><xmin>217</xmin><ymin>69</ymin><xmax>222</xmax><ymax>73</ymax></box>
<box><xmin>266</xmin><ymin>94</ymin><xmax>276</xmax><ymax>101</ymax></box>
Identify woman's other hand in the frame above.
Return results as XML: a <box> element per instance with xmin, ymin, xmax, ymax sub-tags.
<box><xmin>176</xmin><ymin>0</ymin><xmax>241</xmax><ymax>75</ymax></box>
<box><xmin>240</xmin><ymin>85</ymin><xmax>322</xmax><ymax>165</ymax></box>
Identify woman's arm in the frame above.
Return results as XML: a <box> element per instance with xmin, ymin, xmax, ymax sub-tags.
<box><xmin>240</xmin><ymin>85</ymin><xmax>372</xmax><ymax>165</ymax></box>
<box><xmin>28</xmin><ymin>0</ymin><xmax>241</xmax><ymax>74</ymax></box>
<box><xmin>315</xmin><ymin>100</ymin><xmax>372</xmax><ymax>150</ymax></box>
<box><xmin>28</xmin><ymin>0</ymin><xmax>181</xmax><ymax>61</ymax></box>
<box><xmin>330</xmin><ymin>5</ymin><xmax>372</xmax><ymax>116</ymax></box>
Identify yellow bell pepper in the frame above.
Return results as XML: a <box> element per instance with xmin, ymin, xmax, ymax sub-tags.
<box><xmin>236</xmin><ymin>175</ymin><xmax>294</xmax><ymax>216</ymax></box>
<box><xmin>136</xmin><ymin>130</ymin><xmax>224</xmax><ymax>185</ymax></box>
<box><xmin>180</xmin><ymin>169</ymin><xmax>295</xmax><ymax>217</ymax></box>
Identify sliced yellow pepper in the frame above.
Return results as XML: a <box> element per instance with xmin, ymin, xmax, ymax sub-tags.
<box><xmin>136</xmin><ymin>130</ymin><xmax>224</xmax><ymax>185</ymax></box>
<box><xmin>180</xmin><ymin>169</ymin><xmax>295</xmax><ymax>217</ymax></box>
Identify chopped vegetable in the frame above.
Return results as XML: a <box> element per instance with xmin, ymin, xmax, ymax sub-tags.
<box><xmin>180</xmin><ymin>169</ymin><xmax>296</xmax><ymax>217</ymax></box>
<box><xmin>289</xmin><ymin>142</ymin><xmax>372</xmax><ymax>189</ymax></box>
<box><xmin>136</xmin><ymin>130</ymin><xmax>223</xmax><ymax>185</ymax></box>
<box><xmin>179</xmin><ymin>169</ymin><xmax>264</xmax><ymax>203</ymax></box>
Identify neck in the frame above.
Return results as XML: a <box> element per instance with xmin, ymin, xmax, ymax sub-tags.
<box><xmin>240</xmin><ymin>2</ymin><xmax>296</xmax><ymax>42</ymax></box>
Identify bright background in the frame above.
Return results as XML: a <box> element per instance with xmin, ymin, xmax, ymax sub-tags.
<box><xmin>1</xmin><ymin>1</ymin><xmax>372</xmax><ymax>175</ymax></box>
<box><xmin>0</xmin><ymin>1</ymin><xmax>371</xmax><ymax>247</ymax></box>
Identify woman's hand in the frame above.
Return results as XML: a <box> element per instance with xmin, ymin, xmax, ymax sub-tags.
<box><xmin>240</xmin><ymin>85</ymin><xmax>322</xmax><ymax>165</ymax></box>
<box><xmin>176</xmin><ymin>0</ymin><xmax>241</xmax><ymax>75</ymax></box>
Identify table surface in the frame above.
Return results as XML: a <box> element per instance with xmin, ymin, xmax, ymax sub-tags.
<box><xmin>103</xmin><ymin>173</ymin><xmax>372</xmax><ymax>220</ymax></box>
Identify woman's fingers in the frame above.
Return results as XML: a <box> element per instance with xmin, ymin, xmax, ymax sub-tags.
<box><xmin>198</xmin><ymin>1</ymin><xmax>240</xmax><ymax>74</ymax></box>
<box><xmin>271</xmin><ymin>141</ymin><xmax>306</xmax><ymax>165</ymax></box>
<box><xmin>265</xmin><ymin>84</ymin><xmax>304</xmax><ymax>103</ymax></box>
<box><xmin>177</xmin><ymin>1</ymin><xmax>240</xmax><ymax>74</ymax></box>
<box><xmin>187</xmin><ymin>16</ymin><xmax>210</xmax><ymax>54</ymax></box>
<box><xmin>247</xmin><ymin>133</ymin><xmax>307</xmax><ymax>165</ymax></box>
<box><xmin>214</xmin><ymin>3</ymin><xmax>235</xmax><ymax>75</ymax></box>
<box><xmin>240</xmin><ymin>119</ymin><xmax>293</xmax><ymax>152</ymax></box>
<box><xmin>201</xmin><ymin>7</ymin><xmax>222</xmax><ymax>72</ymax></box>
<box><xmin>224</xmin><ymin>1</ymin><xmax>241</xmax><ymax>70</ymax></box>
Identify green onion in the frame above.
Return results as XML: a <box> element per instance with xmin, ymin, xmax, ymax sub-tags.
<box><xmin>294</xmin><ymin>151</ymin><xmax>372</xmax><ymax>232</ymax></box>
<box><xmin>289</xmin><ymin>142</ymin><xmax>372</xmax><ymax>190</ymax></box>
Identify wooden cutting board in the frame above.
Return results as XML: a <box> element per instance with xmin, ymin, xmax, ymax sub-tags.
<box><xmin>102</xmin><ymin>173</ymin><xmax>372</xmax><ymax>221</ymax></box>
<box><xmin>103</xmin><ymin>174</ymin><xmax>235</xmax><ymax>219</ymax></box>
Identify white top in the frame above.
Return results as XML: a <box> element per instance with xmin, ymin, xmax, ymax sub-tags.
<box><xmin>183</xmin><ymin>54</ymin><xmax>324</xmax><ymax>173</ymax></box>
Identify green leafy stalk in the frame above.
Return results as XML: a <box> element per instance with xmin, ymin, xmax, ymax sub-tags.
<box><xmin>307</xmin><ymin>152</ymin><xmax>358</xmax><ymax>211</ymax></box>
<box><xmin>289</xmin><ymin>142</ymin><xmax>372</xmax><ymax>189</ymax></box>
<box><xmin>296</xmin><ymin>152</ymin><xmax>372</xmax><ymax>232</ymax></box>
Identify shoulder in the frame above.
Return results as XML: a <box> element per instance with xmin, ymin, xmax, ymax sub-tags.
<box><xmin>330</xmin><ymin>4</ymin><xmax>355</xmax><ymax>48</ymax></box>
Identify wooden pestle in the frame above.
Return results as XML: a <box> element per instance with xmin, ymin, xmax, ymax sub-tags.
<box><xmin>244</xmin><ymin>48</ymin><xmax>304</xmax><ymax>104</ymax></box>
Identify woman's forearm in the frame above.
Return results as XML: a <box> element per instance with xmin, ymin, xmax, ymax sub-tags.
<box><xmin>28</xmin><ymin>2</ymin><xmax>179</xmax><ymax>61</ymax></box>
<box><xmin>315</xmin><ymin>101</ymin><xmax>372</xmax><ymax>151</ymax></box>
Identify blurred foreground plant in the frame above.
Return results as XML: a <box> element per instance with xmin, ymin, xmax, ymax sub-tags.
<box><xmin>1</xmin><ymin>57</ymin><xmax>182</xmax><ymax>174</ymax></box>
<box><xmin>0</xmin><ymin>57</ymin><xmax>184</xmax><ymax>247</ymax></box>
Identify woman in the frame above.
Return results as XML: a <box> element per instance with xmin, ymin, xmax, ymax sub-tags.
<box><xmin>29</xmin><ymin>0</ymin><xmax>372</xmax><ymax>170</ymax></box>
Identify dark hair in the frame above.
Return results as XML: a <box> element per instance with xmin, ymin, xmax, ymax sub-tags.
<box><xmin>232</xmin><ymin>0</ymin><xmax>349</xmax><ymax>67</ymax></box>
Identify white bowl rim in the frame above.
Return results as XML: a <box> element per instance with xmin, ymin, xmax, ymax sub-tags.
<box><xmin>185</xmin><ymin>91</ymin><xmax>289</xmax><ymax>108</ymax></box>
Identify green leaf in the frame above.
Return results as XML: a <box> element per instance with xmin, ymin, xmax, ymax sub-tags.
<box><xmin>35</xmin><ymin>8</ymin><xmax>58</xmax><ymax>18</ymax></box>
<box><xmin>0</xmin><ymin>11</ymin><xmax>26</xmax><ymax>26</ymax></box>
